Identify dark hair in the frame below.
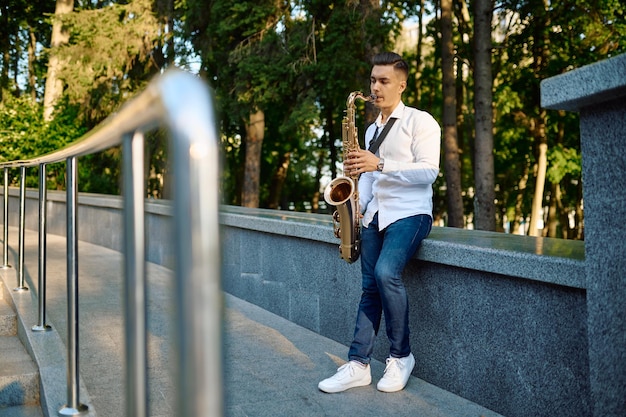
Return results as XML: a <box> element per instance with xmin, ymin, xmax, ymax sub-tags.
<box><xmin>371</xmin><ymin>52</ymin><xmax>409</xmax><ymax>80</ymax></box>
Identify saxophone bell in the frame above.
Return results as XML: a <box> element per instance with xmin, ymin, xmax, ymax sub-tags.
<box><xmin>324</xmin><ymin>176</ymin><xmax>360</xmax><ymax>263</ymax></box>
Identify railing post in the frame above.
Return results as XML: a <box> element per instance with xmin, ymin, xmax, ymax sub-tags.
<box><xmin>33</xmin><ymin>163</ymin><xmax>51</xmax><ymax>332</ymax></box>
<box><xmin>122</xmin><ymin>131</ymin><xmax>147</xmax><ymax>417</ymax></box>
<box><xmin>1</xmin><ymin>167</ymin><xmax>11</xmax><ymax>269</ymax></box>
<box><xmin>59</xmin><ymin>156</ymin><xmax>88</xmax><ymax>416</ymax></box>
<box><xmin>164</xmin><ymin>71</ymin><xmax>223</xmax><ymax>417</ymax></box>
<box><xmin>14</xmin><ymin>166</ymin><xmax>28</xmax><ymax>292</ymax></box>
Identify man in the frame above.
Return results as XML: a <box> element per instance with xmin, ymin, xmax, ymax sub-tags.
<box><xmin>318</xmin><ymin>52</ymin><xmax>441</xmax><ymax>393</ymax></box>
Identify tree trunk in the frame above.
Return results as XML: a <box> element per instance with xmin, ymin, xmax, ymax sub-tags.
<box><xmin>242</xmin><ymin>109</ymin><xmax>265</xmax><ymax>208</ymax></box>
<box><xmin>43</xmin><ymin>0</ymin><xmax>74</xmax><ymax>121</ymax></box>
<box><xmin>473</xmin><ymin>0</ymin><xmax>496</xmax><ymax>231</ymax></box>
<box><xmin>313</xmin><ymin>141</ymin><xmax>325</xmax><ymax>213</ymax></box>
<box><xmin>528</xmin><ymin>0</ymin><xmax>551</xmax><ymax>237</ymax></box>
<box><xmin>455</xmin><ymin>57</ymin><xmax>466</xmax><ymax>197</ymax></box>
<box><xmin>441</xmin><ymin>0</ymin><xmax>464</xmax><ymax>227</ymax></box>
<box><xmin>12</xmin><ymin>31</ymin><xmax>20</xmax><ymax>97</ymax></box>
<box><xmin>455</xmin><ymin>3</ymin><xmax>470</xmax><ymax>226</ymax></box>
<box><xmin>555</xmin><ymin>184</ymin><xmax>570</xmax><ymax>239</ymax></box>
<box><xmin>267</xmin><ymin>152</ymin><xmax>290</xmax><ymax>209</ymax></box>
<box><xmin>512</xmin><ymin>161</ymin><xmax>529</xmax><ymax>234</ymax></box>
<box><xmin>1</xmin><ymin>49</ymin><xmax>8</xmax><ymax>101</ymax></box>
<box><xmin>0</xmin><ymin>1</ymin><xmax>9</xmax><ymax>97</ymax></box>
<box><xmin>326</xmin><ymin>107</ymin><xmax>338</xmax><ymax>180</ymax></box>
<box><xmin>546</xmin><ymin>182</ymin><xmax>558</xmax><ymax>237</ymax></box>
<box><xmin>28</xmin><ymin>29</ymin><xmax>37</xmax><ymax>100</ymax></box>
<box><xmin>574</xmin><ymin>181</ymin><xmax>584</xmax><ymax>239</ymax></box>
<box><xmin>414</xmin><ymin>0</ymin><xmax>425</xmax><ymax>106</ymax></box>
<box><xmin>529</xmin><ymin>132</ymin><xmax>547</xmax><ymax>237</ymax></box>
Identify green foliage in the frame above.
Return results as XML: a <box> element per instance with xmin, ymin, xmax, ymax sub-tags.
<box><xmin>78</xmin><ymin>148</ymin><xmax>122</xmax><ymax>195</ymax></box>
<box><xmin>547</xmin><ymin>145</ymin><xmax>581</xmax><ymax>184</ymax></box>
<box><xmin>0</xmin><ymin>93</ymin><xmax>45</xmax><ymax>163</ymax></box>
<box><xmin>3</xmin><ymin>0</ymin><xmax>626</xmax><ymax>236</ymax></box>
<box><xmin>488</xmin><ymin>0</ymin><xmax>624</xmax><ymax>234</ymax></box>
<box><xmin>52</xmin><ymin>0</ymin><xmax>166</xmax><ymax>126</ymax></box>
<box><xmin>0</xmin><ymin>93</ymin><xmax>87</xmax><ymax>188</ymax></box>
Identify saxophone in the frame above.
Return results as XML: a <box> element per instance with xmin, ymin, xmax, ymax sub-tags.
<box><xmin>324</xmin><ymin>91</ymin><xmax>376</xmax><ymax>263</ymax></box>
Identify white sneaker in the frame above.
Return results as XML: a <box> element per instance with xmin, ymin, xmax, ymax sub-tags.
<box><xmin>318</xmin><ymin>361</ymin><xmax>372</xmax><ymax>393</ymax></box>
<box><xmin>376</xmin><ymin>353</ymin><xmax>415</xmax><ymax>393</ymax></box>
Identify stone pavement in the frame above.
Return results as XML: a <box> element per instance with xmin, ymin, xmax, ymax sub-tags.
<box><xmin>1</xmin><ymin>228</ymin><xmax>502</xmax><ymax>417</ymax></box>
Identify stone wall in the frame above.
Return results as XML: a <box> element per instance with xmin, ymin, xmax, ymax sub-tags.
<box><xmin>220</xmin><ymin>206</ymin><xmax>589</xmax><ymax>417</ymax></box>
<box><xmin>2</xmin><ymin>191</ymin><xmax>589</xmax><ymax>417</ymax></box>
<box><xmin>541</xmin><ymin>53</ymin><xmax>626</xmax><ymax>417</ymax></box>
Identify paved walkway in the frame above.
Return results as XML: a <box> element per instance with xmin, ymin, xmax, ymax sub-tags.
<box><xmin>1</xmin><ymin>228</ymin><xmax>502</xmax><ymax>417</ymax></box>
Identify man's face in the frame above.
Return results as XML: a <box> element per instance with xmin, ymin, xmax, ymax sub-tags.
<box><xmin>370</xmin><ymin>64</ymin><xmax>407</xmax><ymax>112</ymax></box>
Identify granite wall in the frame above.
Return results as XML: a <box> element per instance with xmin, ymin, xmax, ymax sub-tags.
<box><xmin>541</xmin><ymin>53</ymin><xmax>626</xmax><ymax>417</ymax></box>
<box><xmin>2</xmin><ymin>191</ymin><xmax>590</xmax><ymax>417</ymax></box>
<box><xmin>219</xmin><ymin>208</ymin><xmax>589</xmax><ymax>417</ymax></box>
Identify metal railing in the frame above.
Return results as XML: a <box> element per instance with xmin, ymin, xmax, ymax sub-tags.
<box><xmin>0</xmin><ymin>69</ymin><xmax>222</xmax><ymax>416</ymax></box>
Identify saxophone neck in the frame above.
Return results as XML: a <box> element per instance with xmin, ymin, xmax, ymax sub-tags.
<box><xmin>347</xmin><ymin>91</ymin><xmax>376</xmax><ymax>108</ymax></box>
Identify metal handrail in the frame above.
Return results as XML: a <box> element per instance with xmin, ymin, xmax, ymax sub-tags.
<box><xmin>0</xmin><ymin>69</ymin><xmax>223</xmax><ymax>417</ymax></box>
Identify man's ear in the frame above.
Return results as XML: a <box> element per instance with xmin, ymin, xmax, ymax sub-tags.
<box><xmin>399</xmin><ymin>80</ymin><xmax>407</xmax><ymax>93</ymax></box>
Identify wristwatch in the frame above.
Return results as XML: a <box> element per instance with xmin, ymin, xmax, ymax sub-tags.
<box><xmin>377</xmin><ymin>158</ymin><xmax>384</xmax><ymax>172</ymax></box>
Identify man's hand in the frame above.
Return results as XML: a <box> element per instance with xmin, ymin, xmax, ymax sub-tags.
<box><xmin>343</xmin><ymin>149</ymin><xmax>380</xmax><ymax>175</ymax></box>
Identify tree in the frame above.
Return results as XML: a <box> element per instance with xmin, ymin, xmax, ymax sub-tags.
<box><xmin>0</xmin><ymin>0</ymin><xmax>16</xmax><ymax>97</ymax></box>
<box><xmin>188</xmin><ymin>0</ymin><xmax>265</xmax><ymax>207</ymax></box>
<box><xmin>242</xmin><ymin>109</ymin><xmax>265</xmax><ymax>207</ymax></box>
<box><xmin>0</xmin><ymin>0</ymin><xmax>53</xmax><ymax>101</ymax></box>
<box><xmin>52</xmin><ymin>0</ymin><xmax>167</xmax><ymax>126</ymax></box>
<box><xmin>524</xmin><ymin>0</ymin><xmax>550</xmax><ymax>237</ymax></box>
<box><xmin>4</xmin><ymin>0</ymin><xmax>625</xmax><ymax>235</ymax></box>
<box><xmin>472</xmin><ymin>0</ymin><xmax>496</xmax><ymax>231</ymax></box>
<box><xmin>494</xmin><ymin>0</ymin><xmax>606</xmax><ymax>237</ymax></box>
<box><xmin>40</xmin><ymin>0</ymin><xmax>174</xmax><ymax>195</ymax></box>
<box><xmin>43</xmin><ymin>0</ymin><xmax>73</xmax><ymax>121</ymax></box>
<box><xmin>306</xmin><ymin>0</ymin><xmax>397</xmax><ymax>189</ymax></box>
<box><xmin>440</xmin><ymin>0</ymin><xmax>463</xmax><ymax>227</ymax></box>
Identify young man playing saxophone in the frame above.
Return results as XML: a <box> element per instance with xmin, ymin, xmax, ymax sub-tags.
<box><xmin>319</xmin><ymin>52</ymin><xmax>441</xmax><ymax>393</ymax></box>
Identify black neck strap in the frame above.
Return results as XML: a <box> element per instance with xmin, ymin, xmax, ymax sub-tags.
<box><xmin>368</xmin><ymin>117</ymin><xmax>397</xmax><ymax>155</ymax></box>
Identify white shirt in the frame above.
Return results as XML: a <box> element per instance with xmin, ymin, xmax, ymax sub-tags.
<box><xmin>359</xmin><ymin>101</ymin><xmax>441</xmax><ymax>230</ymax></box>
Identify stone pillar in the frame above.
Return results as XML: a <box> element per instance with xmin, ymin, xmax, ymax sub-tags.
<box><xmin>541</xmin><ymin>54</ymin><xmax>626</xmax><ymax>417</ymax></box>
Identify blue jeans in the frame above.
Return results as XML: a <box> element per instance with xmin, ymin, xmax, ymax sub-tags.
<box><xmin>348</xmin><ymin>213</ymin><xmax>432</xmax><ymax>364</ymax></box>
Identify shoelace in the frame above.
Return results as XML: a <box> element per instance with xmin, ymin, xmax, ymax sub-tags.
<box><xmin>337</xmin><ymin>361</ymin><xmax>362</xmax><ymax>378</ymax></box>
<box><xmin>338</xmin><ymin>363</ymin><xmax>353</xmax><ymax>376</ymax></box>
<box><xmin>383</xmin><ymin>357</ymin><xmax>403</xmax><ymax>377</ymax></box>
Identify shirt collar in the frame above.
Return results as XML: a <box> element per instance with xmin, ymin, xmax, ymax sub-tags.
<box><xmin>375</xmin><ymin>101</ymin><xmax>405</xmax><ymax>127</ymax></box>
